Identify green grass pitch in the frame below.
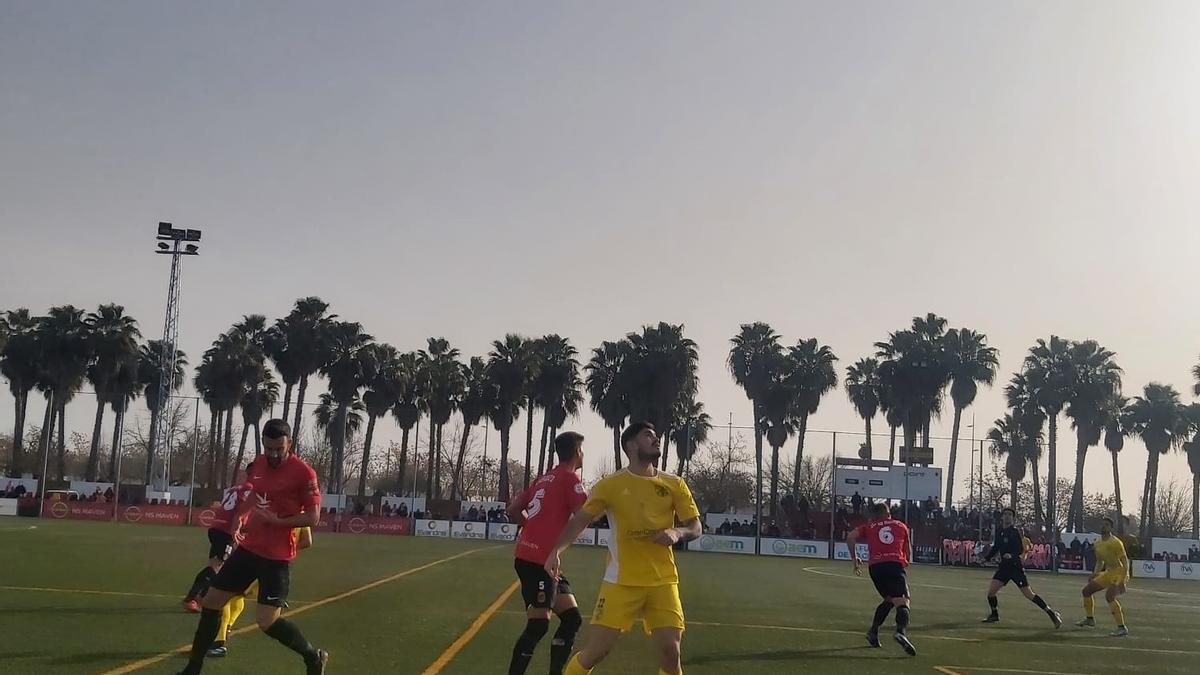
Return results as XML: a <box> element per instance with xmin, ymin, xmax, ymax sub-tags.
<box><xmin>2</xmin><ymin>519</ymin><xmax>1197</xmax><ymax>674</ymax></box>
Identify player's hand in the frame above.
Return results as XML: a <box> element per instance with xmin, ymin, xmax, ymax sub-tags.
<box><xmin>652</xmin><ymin>528</ymin><xmax>681</xmax><ymax>547</ymax></box>
<box><xmin>234</xmin><ymin>531</ymin><xmax>246</xmax><ymax>544</ymax></box>
<box><xmin>853</xmin><ymin>560</ymin><xmax>863</xmax><ymax>577</ymax></box>
<box><xmin>544</xmin><ymin>550</ymin><xmax>562</xmax><ymax>578</ymax></box>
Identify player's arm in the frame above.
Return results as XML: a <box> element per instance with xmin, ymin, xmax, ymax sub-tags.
<box><xmin>1115</xmin><ymin>540</ymin><xmax>1130</xmax><ymax>581</ymax></box>
<box><xmin>654</xmin><ymin>478</ymin><xmax>702</xmax><ymax>546</ymax></box>
<box><xmin>545</xmin><ymin>482</ymin><xmax>606</xmax><ymax>576</ymax></box>
<box><xmin>846</xmin><ymin>527</ymin><xmax>864</xmax><ymax>575</ymax></box>
<box><xmin>507</xmin><ymin>486</ymin><xmax>533</xmax><ymax>525</ymax></box>
<box><xmin>982</xmin><ymin>529</ymin><xmax>1001</xmax><ymax>562</ymax></box>
<box><xmin>297</xmin><ymin>527</ymin><xmax>313</xmax><ymax>550</ymax></box>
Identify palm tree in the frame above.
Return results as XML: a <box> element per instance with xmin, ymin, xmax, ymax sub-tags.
<box><xmin>236</xmin><ymin>371</ymin><xmax>279</xmax><ymax>471</ymax></box>
<box><xmin>359</xmin><ymin>344</ymin><xmax>402</xmax><ymax>498</ymax></box>
<box><xmin>1100</xmin><ymin>394</ymin><xmax>1132</xmax><ymax>533</ymax></box>
<box><xmin>621</xmin><ymin>324</ymin><xmax>699</xmax><ymax>469</ymax></box>
<box><xmin>531</xmin><ymin>335</ymin><xmax>579</xmax><ymax>476</ymax></box>
<box><xmin>313</xmin><ymin>392</ymin><xmax>365</xmax><ymax>491</ymax></box>
<box><xmin>391</xmin><ymin>351</ymin><xmax>422</xmax><ymax>494</ymax></box>
<box><xmin>759</xmin><ymin>352</ymin><xmax>796</xmax><ymax>517</ymax></box>
<box><xmin>729</xmin><ymin>322</ymin><xmax>783</xmax><ymax>551</ymax></box>
<box><xmin>487</xmin><ymin>334</ymin><xmax>533</xmax><ymax>502</ymax></box>
<box><xmin>942</xmin><ymin>328</ymin><xmax>998</xmax><ymax>508</ymax></box>
<box><xmin>1021</xmin><ymin>336</ymin><xmax>1075</xmax><ymax>536</ymax></box>
<box><xmin>585</xmin><ymin>340</ymin><xmax>631</xmax><ymax>469</ymax></box>
<box><xmin>1194</xmin><ymin>355</ymin><xmax>1200</xmax><ymax>397</ymax></box>
<box><xmin>36</xmin><ymin>306</ymin><xmax>91</xmax><ymax>481</ymax></box>
<box><xmin>875</xmin><ymin>315</ymin><xmax>949</xmax><ymax>465</ymax></box>
<box><xmin>1063</xmin><ymin>341</ymin><xmax>1122</xmax><ymax>530</ymax></box>
<box><xmin>787</xmin><ymin>338</ymin><xmax>838</xmax><ymax>494</ymax></box>
<box><xmin>319</xmin><ymin>321</ymin><xmax>374</xmax><ymax>494</ymax></box>
<box><xmin>418</xmin><ymin>338</ymin><xmax>464</xmax><ymax>499</ymax></box>
<box><xmin>1182</xmin><ymin>405</ymin><xmax>1200</xmax><ymax>539</ymax></box>
<box><xmin>279</xmin><ymin>297</ymin><xmax>336</xmax><ymax>443</ymax></box>
<box><xmin>1006</xmin><ymin>372</ymin><xmax>1048</xmax><ymax>526</ymax></box>
<box><xmin>105</xmin><ymin>349</ymin><xmax>141</xmax><ymax>482</ymax></box>
<box><xmin>193</xmin><ymin>355</ymin><xmax>222</xmax><ymax>487</ymax></box>
<box><xmin>138</xmin><ymin>339</ymin><xmax>187</xmax><ymax>485</ymax></box>
<box><xmin>1129</xmin><ymin>383</ymin><xmax>1190</xmax><ymax>539</ymax></box>
<box><xmin>82</xmin><ymin>304</ymin><xmax>141</xmax><ymax>481</ymax></box>
<box><xmin>1</xmin><ymin>309</ymin><xmax>41</xmax><ymax>476</ymax></box>
<box><xmin>451</xmin><ymin>357</ymin><xmax>491</xmax><ymax>498</ymax></box>
<box><xmin>263</xmin><ymin>323</ymin><xmax>300</xmax><ymax>423</ymax></box>
<box><xmin>671</xmin><ymin>399</ymin><xmax>712</xmax><ymax>476</ymax></box>
<box><xmin>845</xmin><ymin>358</ymin><xmax>882</xmax><ymax>459</ymax></box>
<box><xmin>988</xmin><ymin>413</ymin><xmax>1032</xmax><ymax>511</ymax></box>
<box><xmin>544</xmin><ymin>375</ymin><xmax>584</xmax><ymax>470</ymax></box>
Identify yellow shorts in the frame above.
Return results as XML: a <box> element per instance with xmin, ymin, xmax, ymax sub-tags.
<box><xmin>1093</xmin><ymin>571</ymin><xmax>1127</xmax><ymax>589</ymax></box>
<box><xmin>590</xmin><ymin>582</ymin><xmax>684</xmax><ymax>633</ymax></box>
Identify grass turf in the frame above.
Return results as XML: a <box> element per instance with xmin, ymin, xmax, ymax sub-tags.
<box><xmin>1</xmin><ymin>519</ymin><xmax>1198</xmax><ymax>674</ymax></box>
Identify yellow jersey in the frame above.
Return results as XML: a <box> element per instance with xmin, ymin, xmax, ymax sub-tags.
<box><xmin>582</xmin><ymin>469</ymin><xmax>700</xmax><ymax>587</ymax></box>
<box><xmin>1094</xmin><ymin>535</ymin><xmax>1129</xmax><ymax>582</ymax></box>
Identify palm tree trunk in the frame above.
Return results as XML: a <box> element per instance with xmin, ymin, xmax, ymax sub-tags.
<box><xmin>281</xmin><ymin>382</ymin><xmax>294</xmax><ymax>427</ymax></box>
<box><xmin>397</xmin><ymin>427</ymin><xmax>410</xmax><ymax>493</ymax></box>
<box><xmin>253</xmin><ymin>421</ymin><xmax>262</xmax><ymax>456</ymax></box>
<box><xmin>1192</xmin><ymin>472</ymin><xmax>1198</xmax><ymax>540</ymax></box>
<box><xmin>1069</xmin><ymin>436</ymin><xmax>1087</xmax><ymax>532</ymax></box>
<box><xmin>144</xmin><ymin>404</ymin><xmax>160</xmax><ymax>486</ymax></box>
<box><xmin>452</xmin><ymin>422</ymin><xmax>471</xmax><ymax>499</ymax></box>
<box><xmin>12</xmin><ymin>391</ymin><xmax>28</xmax><ymax>475</ymax></box>
<box><xmin>863</xmin><ymin>415</ymin><xmax>873</xmax><ymax>459</ymax></box>
<box><xmin>358</xmin><ymin>414</ymin><xmax>377</xmax><ymax>499</ymax></box>
<box><xmin>768</xmin><ymin>441</ymin><xmax>780</xmax><ymax>520</ymax></box>
<box><xmin>1010</xmin><ymin>477</ymin><xmax>1018</xmax><ymax>512</ymax></box>
<box><xmin>1031</xmin><ymin>455</ymin><xmax>1044</xmax><ymax>530</ymax></box>
<box><xmin>791</xmin><ymin>414</ymin><xmax>809</xmax><ymax>495</ymax></box>
<box><xmin>498</xmin><ymin>425</ymin><xmax>512</xmax><ymax>502</ymax></box>
<box><xmin>221</xmin><ymin>407</ymin><xmax>235</xmax><ymax>490</ymax></box>
<box><xmin>86</xmin><ymin>397</ymin><xmax>105</xmax><ymax>481</ymax></box>
<box><xmin>1111</xmin><ymin>450</ymin><xmax>1124</xmax><ymax>534</ymax></box>
<box><xmin>55</xmin><ymin>399</ymin><xmax>67</xmax><ymax>481</ymax></box>
<box><xmin>425</xmin><ymin>416</ymin><xmax>436</xmax><ymax>498</ymax></box>
<box><xmin>233</xmin><ymin>422</ymin><xmax>250</xmax><ymax>484</ymax></box>
<box><xmin>753</xmin><ymin>402</ymin><xmax>764</xmax><ymax>553</ymax></box>
<box><xmin>109</xmin><ymin>404</ymin><xmax>123</xmax><ymax>481</ymax></box>
<box><xmin>524</xmin><ymin>405</ymin><xmax>535</xmax><ymax>490</ymax></box>
<box><xmin>1140</xmin><ymin>451</ymin><xmax>1154</xmax><ymax>540</ymax></box>
<box><xmin>888</xmin><ymin>425</ymin><xmax>897</xmax><ymax>464</ymax></box>
<box><xmin>206</xmin><ymin>409</ymin><xmax>219</xmax><ymax>487</ymax></box>
<box><xmin>547</xmin><ymin>427</ymin><xmax>559</xmax><ymax>470</ymax></box>
<box><xmin>537</xmin><ymin>412</ymin><xmax>550</xmax><ymax>476</ymax></box>
<box><xmin>39</xmin><ymin>393</ymin><xmax>54</xmax><ymax>481</ymax></box>
<box><xmin>293</xmin><ymin>375</ymin><xmax>309</xmax><ymax>447</ymax></box>
<box><xmin>612</xmin><ymin>426</ymin><xmax>622</xmax><ymax>470</ymax></box>
<box><xmin>1046</xmin><ymin>415</ymin><xmax>1058</xmax><ymax>538</ymax></box>
<box><xmin>1148</xmin><ymin>451</ymin><xmax>1162</xmax><ymax>537</ymax></box>
<box><xmin>947</xmin><ymin>405</ymin><xmax>963</xmax><ymax>508</ymax></box>
<box><xmin>660</xmin><ymin>427</ymin><xmax>673</xmax><ymax>472</ymax></box>
<box><xmin>435</xmin><ymin>424</ymin><xmax>446</xmax><ymax>500</ymax></box>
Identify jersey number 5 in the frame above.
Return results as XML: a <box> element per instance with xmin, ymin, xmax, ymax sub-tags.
<box><xmin>526</xmin><ymin>489</ymin><xmax>547</xmax><ymax>520</ymax></box>
<box><xmin>878</xmin><ymin>526</ymin><xmax>895</xmax><ymax>544</ymax></box>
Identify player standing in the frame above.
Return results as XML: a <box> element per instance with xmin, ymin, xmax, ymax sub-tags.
<box><xmin>846</xmin><ymin>502</ymin><xmax>917</xmax><ymax>656</ymax></box>
<box><xmin>176</xmin><ymin>419</ymin><xmax>328</xmax><ymax>675</ymax></box>
<box><xmin>546</xmin><ymin>422</ymin><xmax>701</xmax><ymax>675</ymax></box>
<box><xmin>980</xmin><ymin>508</ymin><xmax>1062</xmax><ymax>628</ymax></box>
<box><xmin>506</xmin><ymin>432</ymin><xmax>588</xmax><ymax>675</ymax></box>
<box><xmin>1076</xmin><ymin>517</ymin><xmax>1130</xmax><ymax>636</ymax></box>
<box><xmin>182</xmin><ymin>464</ymin><xmax>253</xmax><ymax>612</ymax></box>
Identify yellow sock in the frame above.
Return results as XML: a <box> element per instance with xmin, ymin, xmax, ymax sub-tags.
<box><xmin>564</xmin><ymin>654</ymin><xmax>593</xmax><ymax>675</ymax></box>
<box><xmin>1083</xmin><ymin>595</ymin><xmax>1095</xmax><ymax>618</ymax></box>
<box><xmin>1109</xmin><ymin>600</ymin><xmax>1125</xmax><ymax>626</ymax></box>
<box><xmin>217</xmin><ymin>596</ymin><xmax>245</xmax><ymax>642</ymax></box>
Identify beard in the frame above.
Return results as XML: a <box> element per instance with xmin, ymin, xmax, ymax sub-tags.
<box><xmin>267</xmin><ymin>455</ymin><xmax>284</xmax><ymax>467</ymax></box>
<box><xmin>638</xmin><ymin>448</ymin><xmax>661</xmax><ymax>463</ymax></box>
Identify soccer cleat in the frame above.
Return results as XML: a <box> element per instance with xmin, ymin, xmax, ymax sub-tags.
<box><xmin>1111</xmin><ymin>626</ymin><xmax>1129</xmax><ymax>638</ymax></box>
<box><xmin>980</xmin><ymin>614</ymin><xmax>1000</xmax><ymax>623</ymax></box>
<box><xmin>866</xmin><ymin>630</ymin><xmax>881</xmax><ymax>648</ymax></box>
<box><xmin>1075</xmin><ymin>617</ymin><xmax>1096</xmax><ymax>628</ymax></box>
<box><xmin>1050</xmin><ymin>611</ymin><xmax>1063</xmax><ymax>629</ymax></box>
<box><xmin>206</xmin><ymin>643</ymin><xmax>227</xmax><ymax>658</ymax></box>
<box><xmin>893</xmin><ymin>632</ymin><xmax>917</xmax><ymax>656</ymax></box>
<box><xmin>305</xmin><ymin>648</ymin><xmax>329</xmax><ymax>675</ymax></box>
<box><xmin>182</xmin><ymin>599</ymin><xmax>200</xmax><ymax>613</ymax></box>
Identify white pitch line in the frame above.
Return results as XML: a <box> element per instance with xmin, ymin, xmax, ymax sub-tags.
<box><xmin>937</xmin><ymin>666</ymin><xmax>1093</xmax><ymax>675</ymax></box>
<box><xmin>801</xmin><ymin>566</ymin><xmax>971</xmax><ymax>591</ymax></box>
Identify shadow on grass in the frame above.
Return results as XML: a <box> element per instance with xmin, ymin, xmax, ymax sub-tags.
<box><xmin>687</xmin><ymin>645</ymin><xmax>904</xmax><ymax>665</ymax></box>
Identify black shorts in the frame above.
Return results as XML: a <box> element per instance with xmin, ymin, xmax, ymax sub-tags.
<box><xmin>207</xmin><ymin>528</ymin><xmax>234</xmax><ymax>561</ymax></box>
<box><xmin>869</xmin><ymin>561</ymin><xmax>909</xmax><ymax>599</ymax></box>
<box><xmin>210</xmin><ymin>547</ymin><xmax>291</xmax><ymax>607</ymax></box>
<box><xmin>514</xmin><ymin>558</ymin><xmax>573</xmax><ymax>610</ymax></box>
<box><xmin>993</xmin><ymin>561</ymin><xmax>1029</xmax><ymax>588</ymax></box>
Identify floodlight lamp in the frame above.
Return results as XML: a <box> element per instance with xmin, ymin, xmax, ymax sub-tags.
<box><xmin>184</xmin><ymin>244</ymin><xmax>199</xmax><ymax>254</ymax></box>
<box><xmin>157</xmin><ymin>242</ymin><xmax>170</xmax><ymax>251</ymax></box>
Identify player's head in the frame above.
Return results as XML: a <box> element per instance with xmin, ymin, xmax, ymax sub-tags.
<box><xmin>262</xmin><ymin>418</ymin><xmax>293</xmax><ymax>467</ymax></box>
<box><xmin>621</xmin><ymin>421</ymin><xmax>660</xmax><ymax>464</ymax></box>
<box><xmin>1101</xmin><ymin>516</ymin><xmax>1115</xmax><ymax>536</ymax></box>
<box><xmin>870</xmin><ymin>502</ymin><xmax>890</xmax><ymax>520</ymax></box>
<box><xmin>1001</xmin><ymin>507</ymin><xmax>1015</xmax><ymax>527</ymax></box>
<box><xmin>554</xmin><ymin>431</ymin><xmax>585</xmax><ymax>470</ymax></box>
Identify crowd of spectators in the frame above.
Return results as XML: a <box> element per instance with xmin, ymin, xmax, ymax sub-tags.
<box><xmin>1152</xmin><ymin>545</ymin><xmax>1200</xmax><ymax>562</ymax></box>
<box><xmin>2</xmin><ymin>481</ymin><xmax>30</xmax><ymax>498</ymax></box>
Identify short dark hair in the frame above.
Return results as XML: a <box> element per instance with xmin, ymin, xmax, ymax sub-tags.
<box><xmin>1002</xmin><ymin>508</ymin><xmax>1016</xmax><ymax>517</ymax></box>
<box><xmin>871</xmin><ymin>502</ymin><xmax>890</xmax><ymax>518</ymax></box>
<box><xmin>554</xmin><ymin>432</ymin><xmax>584</xmax><ymax>463</ymax></box>
<box><xmin>263</xmin><ymin>418</ymin><xmax>292</xmax><ymax>439</ymax></box>
<box><xmin>620</xmin><ymin>422</ymin><xmax>655</xmax><ymax>451</ymax></box>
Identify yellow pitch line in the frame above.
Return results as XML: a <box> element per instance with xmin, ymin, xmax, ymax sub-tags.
<box><xmin>421</xmin><ymin>580</ymin><xmax>521</xmax><ymax>675</ymax></box>
<box><xmin>98</xmin><ymin>546</ymin><xmax>488</xmax><ymax>675</ymax></box>
<box><xmin>938</xmin><ymin>667</ymin><xmax>1093</xmax><ymax>675</ymax></box>
<box><xmin>934</xmin><ymin>668</ymin><xmax>966</xmax><ymax>675</ymax></box>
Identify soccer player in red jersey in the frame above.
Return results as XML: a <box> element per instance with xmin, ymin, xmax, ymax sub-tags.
<box><xmin>182</xmin><ymin>464</ymin><xmax>253</xmax><ymax>612</ymax></box>
<box><xmin>846</xmin><ymin>502</ymin><xmax>917</xmax><ymax>656</ymax></box>
<box><xmin>177</xmin><ymin>419</ymin><xmax>328</xmax><ymax>675</ymax></box>
<box><xmin>506</xmin><ymin>432</ymin><xmax>588</xmax><ymax>675</ymax></box>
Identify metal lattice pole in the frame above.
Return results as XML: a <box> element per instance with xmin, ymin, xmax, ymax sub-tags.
<box><xmin>152</xmin><ymin>240</ymin><xmax>183</xmax><ymax>490</ymax></box>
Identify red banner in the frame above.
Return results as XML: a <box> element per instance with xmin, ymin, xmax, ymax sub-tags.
<box><xmin>42</xmin><ymin>500</ymin><xmax>114</xmax><ymax>521</ymax></box>
<box><xmin>120</xmin><ymin>504</ymin><xmax>189</xmax><ymax>526</ymax></box>
<box><xmin>314</xmin><ymin>513</ymin><xmax>336</xmax><ymax>533</ymax></box>
<box><xmin>341</xmin><ymin>515</ymin><xmax>413</xmax><ymax>536</ymax></box>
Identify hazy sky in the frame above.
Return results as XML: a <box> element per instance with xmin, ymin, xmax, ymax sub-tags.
<box><xmin>3</xmin><ymin>1</ymin><xmax>1198</xmax><ymax>508</ymax></box>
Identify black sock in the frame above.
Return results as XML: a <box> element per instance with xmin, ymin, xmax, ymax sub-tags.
<box><xmin>549</xmin><ymin>609</ymin><xmax>582</xmax><ymax>674</ymax></box>
<box><xmin>264</xmin><ymin>618</ymin><xmax>317</xmax><ymax>660</ymax></box>
<box><xmin>987</xmin><ymin>595</ymin><xmax>998</xmax><ymax>614</ymax></box>
<box><xmin>181</xmin><ymin>607</ymin><xmax>222</xmax><ymax>673</ymax></box>
<box><xmin>895</xmin><ymin>606</ymin><xmax>910</xmax><ymax>635</ymax></box>
<box><xmin>508</xmin><ymin>618</ymin><xmax>549</xmax><ymax>675</ymax></box>
<box><xmin>871</xmin><ymin>601</ymin><xmax>893</xmax><ymax>631</ymax></box>
<box><xmin>187</xmin><ymin>567</ymin><xmax>216</xmax><ymax>600</ymax></box>
<box><xmin>1031</xmin><ymin>594</ymin><xmax>1050</xmax><ymax>611</ymax></box>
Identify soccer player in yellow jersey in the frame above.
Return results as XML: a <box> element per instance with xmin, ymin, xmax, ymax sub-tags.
<box><xmin>208</xmin><ymin>527</ymin><xmax>313</xmax><ymax>658</ymax></box>
<box><xmin>1075</xmin><ymin>517</ymin><xmax>1130</xmax><ymax>637</ymax></box>
<box><xmin>545</xmin><ymin>422</ymin><xmax>702</xmax><ymax>675</ymax></box>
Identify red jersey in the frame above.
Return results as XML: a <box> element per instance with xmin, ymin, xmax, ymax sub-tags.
<box><xmin>513</xmin><ymin>464</ymin><xmax>587</xmax><ymax>565</ymax></box>
<box><xmin>855</xmin><ymin>518</ymin><xmax>910</xmax><ymax>567</ymax></box>
<box><xmin>209</xmin><ymin>483</ymin><xmax>253</xmax><ymax>535</ymax></box>
<box><xmin>240</xmin><ymin>453</ymin><xmax>320</xmax><ymax>562</ymax></box>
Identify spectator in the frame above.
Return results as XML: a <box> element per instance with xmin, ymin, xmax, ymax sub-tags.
<box><xmin>851</xmin><ymin>491</ymin><xmax>863</xmax><ymax>515</ymax></box>
<box><xmin>767</xmin><ymin>521</ymin><xmax>781</xmax><ymax>537</ymax></box>
<box><xmin>467</xmin><ymin>505</ymin><xmax>479</xmax><ymax>521</ymax></box>
<box><xmin>397</xmin><ymin>502</ymin><xmax>409</xmax><ymax>518</ymax></box>
<box><xmin>103</xmin><ymin>486</ymin><xmax>114</xmax><ymax>502</ymax></box>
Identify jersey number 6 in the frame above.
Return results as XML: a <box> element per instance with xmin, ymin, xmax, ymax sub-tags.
<box><xmin>878</xmin><ymin>526</ymin><xmax>895</xmax><ymax>544</ymax></box>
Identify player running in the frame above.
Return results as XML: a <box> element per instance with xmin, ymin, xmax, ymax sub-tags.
<box><xmin>546</xmin><ymin>422</ymin><xmax>701</xmax><ymax>675</ymax></box>
<box><xmin>176</xmin><ymin>419</ymin><xmax>328</xmax><ymax>675</ymax></box>
<box><xmin>846</xmin><ymin>502</ymin><xmax>917</xmax><ymax>656</ymax></box>
<box><xmin>182</xmin><ymin>464</ymin><xmax>254</xmax><ymax>612</ymax></box>
<box><xmin>207</xmin><ymin>526</ymin><xmax>313</xmax><ymax>658</ymax></box>
<box><xmin>506</xmin><ymin>432</ymin><xmax>589</xmax><ymax>675</ymax></box>
<box><xmin>1076</xmin><ymin>517</ymin><xmax>1130</xmax><ymax>637</ymax></box>
<box><xmin>980</xmin><ymin>508</ymin><xmax>1062</xmax><ymax>628</ymax></box>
